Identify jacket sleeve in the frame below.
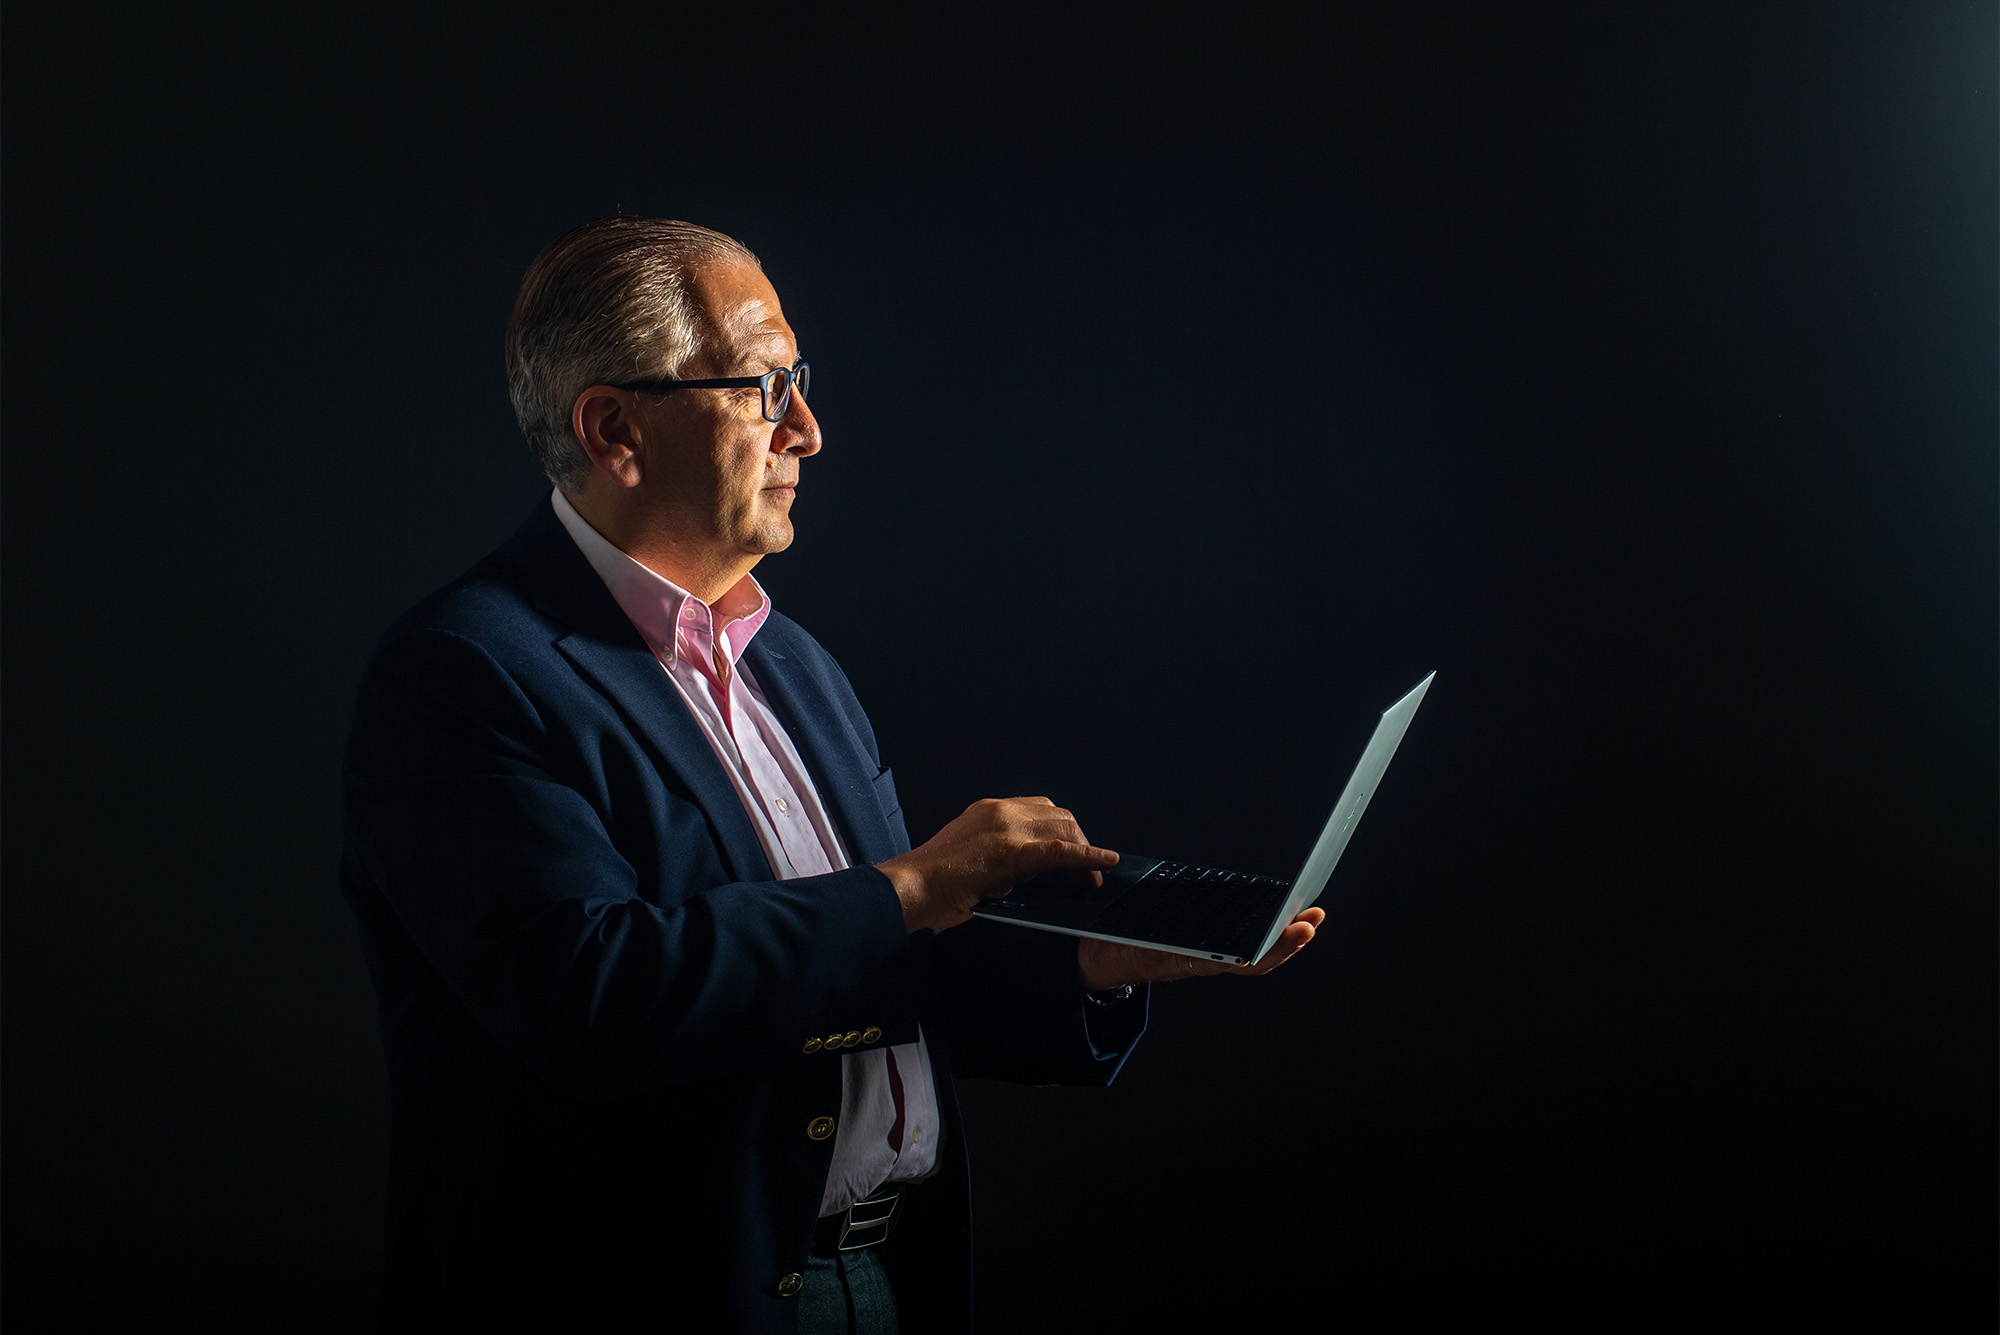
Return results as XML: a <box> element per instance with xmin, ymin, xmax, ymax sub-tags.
<box><xmin>342</xmin><ymin>626</ymin><xmax>913</xmax><ymax>1100</ymax></box>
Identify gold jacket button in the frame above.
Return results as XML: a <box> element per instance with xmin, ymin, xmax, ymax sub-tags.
<box><xmin>807</xmin><ymin>1116</ymin><xmax>836</xmax><ymax>1141</ymax></box>
<box><xmin>841</xmin><ymin>1030</ymin><xmax>862</xmax><ymax>1049</ymax></box>
<box><xmin>824</xmin><ymin>1033</ymin><xmax>844</xmax><ymax>1051</ymax></box>
<box><xmin>861</xmin><ymin>1026</ymin><xmax>882</xmax><ymax>1044</ymax></box>
<box><xmin>801</xmin><ymin>1037</ymin><xmax>822</xmax><ymax>1054</ymax></box>
<box><xmin>776</xmin><ymin>1272</ymin><xmax>804</xmax><ymax>1298</ymax></box>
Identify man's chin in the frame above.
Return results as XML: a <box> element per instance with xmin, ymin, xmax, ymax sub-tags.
<box><xmin>743</xmin><ymin>521</ymin><xmax>794</xmax><ymax>555</ymax></box>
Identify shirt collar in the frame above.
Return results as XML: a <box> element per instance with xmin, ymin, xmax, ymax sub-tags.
<box><xmin>549</xmin><ymin>489</ymin><xmax>772</xmax><ymax>670</ymax></box>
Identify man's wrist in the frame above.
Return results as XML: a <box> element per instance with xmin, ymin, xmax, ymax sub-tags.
<box><xmin>1077</xmin><ymin>942</ymin><xmax>1122</xmax><ymax>993</ymax></box>
<box><xmin>875</xmin><ymin>857</ymin><xmax>930</xmax><ymax>933</ymax></box>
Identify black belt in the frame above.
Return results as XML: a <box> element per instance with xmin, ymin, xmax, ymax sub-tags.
<box><xmin>811</xmin><ymin>1189</ymin><xmax>902</xmax><ymax>1257</ymax></box>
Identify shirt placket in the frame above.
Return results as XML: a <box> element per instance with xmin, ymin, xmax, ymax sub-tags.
<box><xmin>735</xmin><ymin>686</ymin><xmax>833</xmax><ymax>877</ymax></box>
<box><xmin>680</xmin><ymin>604</ymin><xmax>829</xmax><ymax>879</ymax></box>
<box><xmin>676</xmin><ymin>601</ymin><xmax>731</xmax><ymax>731</ymax></box>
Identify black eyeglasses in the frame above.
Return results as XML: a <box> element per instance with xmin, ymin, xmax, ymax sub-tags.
<box><xmin>611</xmin><ymin>360</ymin><xmax>810</xmax><ymax>423</ymax></box>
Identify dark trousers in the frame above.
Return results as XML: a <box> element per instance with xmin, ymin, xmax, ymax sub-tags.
<box><xmin>797</xmin><ymin>1247</ymin><xmax>899</xmax><ymax>1335</ymax></box>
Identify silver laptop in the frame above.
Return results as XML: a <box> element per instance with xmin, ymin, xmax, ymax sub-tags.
<box><xmin>973</xmin><ymin>672</ymin><xmax>1434</xmax><ymax>966</ymax></box>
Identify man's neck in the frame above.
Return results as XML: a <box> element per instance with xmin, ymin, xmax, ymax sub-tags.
<box><xmin>563</xmin><ymin>488</ymin><xmax>759</xmax><ymax>608</ymax></box>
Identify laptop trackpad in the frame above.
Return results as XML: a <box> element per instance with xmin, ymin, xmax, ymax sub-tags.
<box><xmin>977</xmin><ymin>858</ymin><xmax>1163</xmax><ymax>929</ymax></box>
<box><xmin>976</xmin><ymin>891</ymin><xmax>1110</xmax><ymax>930</ymax></box>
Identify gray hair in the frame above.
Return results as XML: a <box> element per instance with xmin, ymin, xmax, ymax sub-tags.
<box><xmin>505</xmin><ymin>217</ymin><xmax>762</xmax><ymax>491</ymax></box>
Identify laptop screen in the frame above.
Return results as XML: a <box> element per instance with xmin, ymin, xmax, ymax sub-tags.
<box><xmin>1250</xmin><ymin>671</ymin><xmax>1435</xmax><ymax>961</ymax></box>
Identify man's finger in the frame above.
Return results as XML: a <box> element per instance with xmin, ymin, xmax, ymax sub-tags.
<box><xmin>1230</xmin><ymin>919</ymin><xmax>1318</xmax><ymax>975</ymax></box>
<box><xmin>1031</xmin><ymin>838</ymin><xmax>1119</xmax><ymax>868</ymax></box>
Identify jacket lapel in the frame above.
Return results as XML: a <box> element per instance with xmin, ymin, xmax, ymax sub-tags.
<box><xmin>498</xmin><ymin>499</ymin><xmax>771</xmax><ymax>885</ymax></box>
<box><xmin>744</xmin><ymin>637</ymin><xmax>896</xmax><ymax>868</ymax></box>
<box><xmin>555</xmin><ymin>630</ymin><xmax>771</xmax><ymax>885</ymax></box>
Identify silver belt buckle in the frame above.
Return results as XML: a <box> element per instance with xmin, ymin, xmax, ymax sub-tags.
<box><xmin>836</xmin><ymin>1189</ymin><xmax>901</xmax><ymax>1251</ymax></box>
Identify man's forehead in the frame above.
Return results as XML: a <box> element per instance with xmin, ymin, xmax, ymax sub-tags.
<box><xmin>691</xmin><ymin>262</ymin><xmax>796</xmax><ymax>366</ymax></box>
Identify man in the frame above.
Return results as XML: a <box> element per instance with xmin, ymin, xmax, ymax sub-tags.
<box><xmin>340</xmin><ymin>216</ymin><xmax>1324</xmax><ymax>1332</ymax></box>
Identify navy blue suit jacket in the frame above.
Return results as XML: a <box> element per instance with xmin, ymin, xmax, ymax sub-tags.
<box><xmin>340</xmin><ymin>498</ymin><xmax>1147</xmax><ymax>1331</ymax></box>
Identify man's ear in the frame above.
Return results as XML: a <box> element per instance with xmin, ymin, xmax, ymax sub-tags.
<box><xmin>572</xmin><ymin>387</ymin><xmax>646</xmax><ymax>488</ymax></box>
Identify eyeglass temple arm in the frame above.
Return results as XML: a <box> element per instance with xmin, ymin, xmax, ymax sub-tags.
<box><xmin>609</xmin><ymin>375</ymin><xmax>765</xmax><ymax>393</ymax></box>
<box><xmin>610</xmin><ymin>364</ymin><xmax>800</xmax><ymax>395</ymax></box>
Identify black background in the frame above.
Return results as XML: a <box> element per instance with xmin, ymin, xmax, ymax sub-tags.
<box><xmin>5</xmin><ymin>3</ymin><xmax>1994</xmax><ymax>1328</ymax></box>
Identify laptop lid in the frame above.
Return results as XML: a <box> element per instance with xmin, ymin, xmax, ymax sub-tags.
<box><xmin>1244</xmin><ymin>671</ymin><xmax>1435</xmax><ymax>963</ymax></box>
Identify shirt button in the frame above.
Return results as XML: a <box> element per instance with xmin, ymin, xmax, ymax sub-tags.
<box><xmin>775</xmin><ymin>797</ymin><xmax>791</xmax><ymax>815</ymax></box>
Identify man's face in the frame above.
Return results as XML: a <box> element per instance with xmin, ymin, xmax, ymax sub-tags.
<box><xmin>635</xmin><ymin>262</ymin><xmax>821</xmax><ymax>561</ymax></box>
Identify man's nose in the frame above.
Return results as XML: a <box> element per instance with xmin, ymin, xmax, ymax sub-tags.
<box><xmin>774</xmin><ymin>392</ymin><xmax>822</xmax><ymax>456</ymax></box>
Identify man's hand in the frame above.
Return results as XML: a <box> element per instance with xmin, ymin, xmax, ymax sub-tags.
<box><xmin>877</xmin><ymin>797</ymin><xmax>1119</xmax><ymax>933</ymax></box>
<box><xmin>1076</xmin><ymin>908</ymin><xmax>1326</xmax><ymax>991</ymax></box>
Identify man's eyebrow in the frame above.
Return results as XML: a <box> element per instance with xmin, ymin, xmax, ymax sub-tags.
<box><xmin>730</xmin><ymin>349</ymin><xmax>802</xmax><ymax>374</ymax></box>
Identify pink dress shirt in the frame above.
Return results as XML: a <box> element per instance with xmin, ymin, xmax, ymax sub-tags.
<box><xmin>551</xmin><ymin>491</ymin><xmax>940</xmax><ymax>1215</ymax></box>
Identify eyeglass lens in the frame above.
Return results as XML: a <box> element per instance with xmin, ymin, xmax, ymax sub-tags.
<box><xmin>761</xmin><ymin>363</ymin><xmax>810</xmax><ymax>422</ymax></box>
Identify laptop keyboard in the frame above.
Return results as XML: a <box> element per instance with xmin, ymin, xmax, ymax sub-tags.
<box><xmin>1089</xmin><ymin>862</ymin><xmax>1294</xmax><ymax>956</ymax></box>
